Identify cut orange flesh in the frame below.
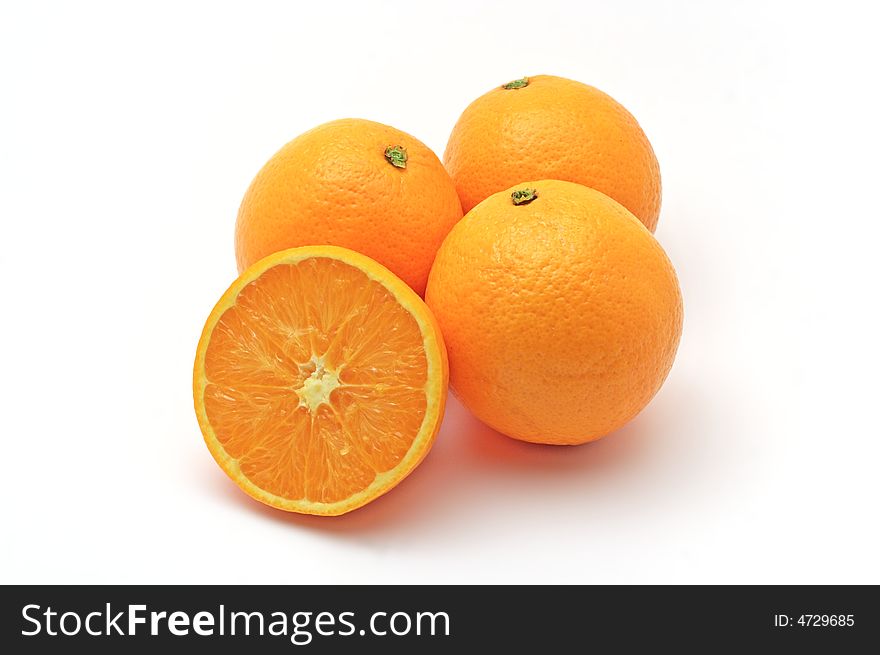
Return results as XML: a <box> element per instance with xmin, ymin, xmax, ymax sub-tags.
<box><xmin>193</xmin><ymin>246</ymin><xmax>448</xmax><ymax>516</ymax></box>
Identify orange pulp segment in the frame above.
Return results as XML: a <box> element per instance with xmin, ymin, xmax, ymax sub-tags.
<box><xmin>193</xmin><ymin>246</ymin><xmax>448</xmax><ymax>515</ymax></box>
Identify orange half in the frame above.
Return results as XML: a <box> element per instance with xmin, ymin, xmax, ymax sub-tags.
<box><xmin>193</xmin><ymin>246</ymin><xmax>448</xmax><ymax>516</ymax></box>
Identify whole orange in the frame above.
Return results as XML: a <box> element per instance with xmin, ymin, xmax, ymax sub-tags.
<box><xmin>444</xmin><ymin>75</ymin><xmax>662</xmax><ymax>231</ymax></box>
<box><xmin>235</xmin><ymin>118</ymin><xmax>463</xmax><ymax>296</ymax></box>
<box><xmin>425</xmin><ymin>180</ymin><xmax>682</xmax><ymax>445</ymax></box>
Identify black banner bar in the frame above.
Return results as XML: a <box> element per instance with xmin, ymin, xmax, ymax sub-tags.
<box><xmin>1</xmin><ymin>585</ymin><xmax>876</xmax><ymax>652</ymax></box>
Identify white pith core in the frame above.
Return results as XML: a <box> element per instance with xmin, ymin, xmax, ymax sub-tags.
<box><xmin>295</xmin><ymin>356</ymin><xmax>341</xmax><ymax>413</ymax></box>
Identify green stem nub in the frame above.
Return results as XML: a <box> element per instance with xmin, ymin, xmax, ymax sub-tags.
<box><xmin>511</xmin><ymin>188</ymin><xmax>538</xmax><ymax>205</ymax></box>
<box><xmin>384</xmin><ymin>145</ymin><xmax>408</xmax><ymax>169</ymax></box>
<box><xmin>502</xmin><ymin>77</ymin><xmax>529</xmax><ymax>90</ymax></box>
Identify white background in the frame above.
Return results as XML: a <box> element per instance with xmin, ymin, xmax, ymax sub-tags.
<box><xmin>2</xmin><ymin>1</ymin><xmax>878</xmax><ymax>584</ymax></box>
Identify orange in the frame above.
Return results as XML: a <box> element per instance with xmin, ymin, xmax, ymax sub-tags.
<box><xmin>235</xmin><ymin>118</ymin><xmax>463</xmax><ymax>296</ymax></box>
<box><xmin>194</xmin><ymin>246</ymin><xmax>448</xmax><ymax>515</ymax></box>
<box><xmin>444</xmin><ymin>75</ymin><xmax>662</xmax><ymax>231</ymax></box>
<box><xmin>425</xmin><ymin>180</ymin><xmax>682</xmax><ymax>445</ymax></box>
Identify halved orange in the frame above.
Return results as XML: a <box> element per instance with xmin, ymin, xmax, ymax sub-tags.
<box><xmin>193</xmin><ymin>246</ymin><xmax>448</xmax><ymax>516</ymax></box>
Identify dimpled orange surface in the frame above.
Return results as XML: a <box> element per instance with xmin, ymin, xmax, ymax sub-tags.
<box><xmin>194</xmin><ymin>246</ymin><xmax>448</xmax><ymax>515</ymax></box>
<box><xmin>235</xmin><ymin>118</ymin><xmax>463</xmax><ymax>296</ymax></box>
<box><xmin>444</xmin><ymin>75</ymin><xmax>662</xmax><ymax>231</ymax></box>
<box><xmin>425</xmin><ymin>180</ymin><xmax>682</xmax><ymax>444</ymax></box>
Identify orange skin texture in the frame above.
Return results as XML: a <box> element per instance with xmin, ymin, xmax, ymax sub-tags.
<box><xmin>444</xmin><ymin>75</ymin><xmax>662</xmax><ymax>231</ymax></box>
<box><xmin>236</xmin><ymin>118</ymin><xmax>463</xmax><ymax>296</ymax></box>
<box><xmin>425</xmin><ymin>180</ymin><xmax>682</xmax><ymax>445</ymax></box>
